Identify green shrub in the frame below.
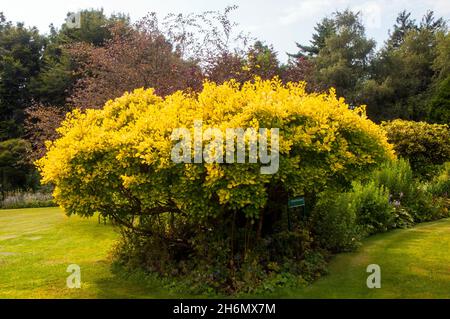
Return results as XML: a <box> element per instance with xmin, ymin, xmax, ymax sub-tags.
<box><xmin>426</xmin><ymin>162</ymin><xmax>450</xmax><ymax>197</ymax></box>
<box><xmin>370</xmin><ymin>159</ymin><xmax>414</xmax><ymax>200</ymax></box>
<box><xmin>351</xmin><ymin>182</ymin><xmax>393</xmax><ymax>234</ymax></box>
<box><xmin>391</xmin><ymin>206</ymin><xmax>415</xmax><ymax>229</ymax></box>
<box><xmin>296</xmin><ymin>250</ymin><xmax>329</xmax><ymax>282</ymax></box>
<box><xmin>382</xmin><ymin>120</ymin><xmax>450</xmax><ymax>179</ymax></box>
<box><xmin>428</xmin><ymin>75</ymin><xmax>450</xmax><ymax>125</ymax></box>
<box><xmin>369</xmin><ymin>159</ymin><xmax>419</xmax><ymax>222</ymax></box>
<box><xmin>310</xmin><ymin>190</ymin><xmax>362</xmax><ymax>253</ymax></box>
<box><xmin>407</xmin><ymin>186</ymin><xmax>448</xmax><ymax>222</ymax></box>
<box><xmin>369</xmin><ymin>159</ymin><xmax>448</xmax><ymax>223</ymax></box>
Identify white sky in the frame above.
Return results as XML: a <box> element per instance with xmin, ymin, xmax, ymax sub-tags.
<box><xmin>1</xmin><ymin>0</ymin><xmax>449</xmax><ymax>61</ymax></box>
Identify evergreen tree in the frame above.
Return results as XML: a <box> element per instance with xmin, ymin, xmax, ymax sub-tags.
<box><xmin>361</xmin><ymin>11</ymin><xmax>447</xmax><ymax>121</ymax></box>
<box><xmin>314</xmin><ymin>10</ymin><xmax>375</xmax><ymax>104</ymax></box>
<box><xmin>0</xmin><ymin>13</ymin><xmax>45</xmax><ymax>140</ymax></box>
<box><xmin>29</xmin><ymin>9</ymin><xmax>130</xmax><ymax>107</ymax></box>
<box><xmin>387</xmin><ymin>10</ymin><xmax>417</xmax><ymax>48</ymax></box>
<box><xmin>289</xmin><ymin>17</ymin><xmax>335</xmax><ymax>58</ymax></box>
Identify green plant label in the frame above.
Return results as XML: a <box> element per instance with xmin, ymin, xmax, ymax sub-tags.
<box><xmin>288</xmin><ymin>197</ymin><xmax>305</xmax><ymax>208</ymax></box>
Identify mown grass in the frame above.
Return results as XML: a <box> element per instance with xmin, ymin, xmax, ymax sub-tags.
<box><xmin>0</xmin><ymin>207</ymin><xmax>182</xmax><ymax>298</ymax></box>
<box><xmin>263</xmin><ymin>218</ymin><xmax>450</xmax><ymax>298</ymax></box>
<box><xmin>1</xmin><ymin>207</ymin><xmax>449</xmax><ymax>298</ymax></box>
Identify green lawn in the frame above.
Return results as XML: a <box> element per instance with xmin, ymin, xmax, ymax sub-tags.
<box><xmin>0</xmin><ymin>207</ymin><xmax>179</xmax><ymax>298</ymax></box>
<box><xmin>1</xmin><ymin>207</ymin><xmax>449</xmax><ymax>298</ymax></box>
<box><xmin>269</xmin><ymin>218</ymin><xmax>450</xmax><ymax>298</ymax></box>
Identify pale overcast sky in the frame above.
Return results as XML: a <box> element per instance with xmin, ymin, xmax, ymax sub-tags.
<box><xmin>1</xmin><ymin>0</ymin><xmax>449</xmax><ymax>60</ymax></box>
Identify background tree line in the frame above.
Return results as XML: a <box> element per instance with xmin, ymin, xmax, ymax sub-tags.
<box><xmin>0</xmin><ymin>7</ymin><xmax>448</xmax><ymax>194</ymax></box>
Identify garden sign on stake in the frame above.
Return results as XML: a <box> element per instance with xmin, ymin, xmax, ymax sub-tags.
<box><xmin>287</xmin><ymin>196</ymin><xmax>306</xmax><ymax>230</ymax></box>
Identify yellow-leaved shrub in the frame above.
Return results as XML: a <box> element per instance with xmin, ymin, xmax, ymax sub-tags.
<box><xmin>37</xmin><ymin>78</ymin><xmax>395</xmax><ymax>292</ymax></box>
<box><xmin>38</xmin><ymin>78</ymin><xmax>394</xmax><ymax>221</ymax></box>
